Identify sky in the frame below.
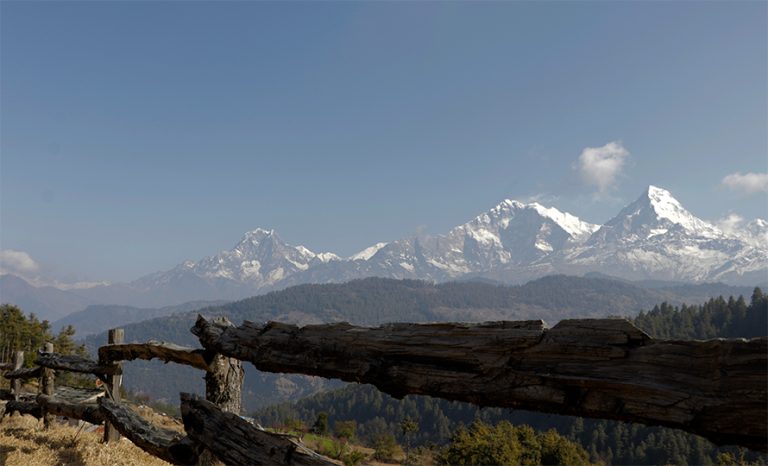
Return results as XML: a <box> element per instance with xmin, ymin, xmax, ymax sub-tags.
<box><xmin>1</xmin><ymin>1</ymin><xmax>766</xmax><ymax>284</ymax></box>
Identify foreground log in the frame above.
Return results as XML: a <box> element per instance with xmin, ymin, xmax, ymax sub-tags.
<box><xmin>98</xmin><ymin>397</ymin><xmax>201</xmax><ymax>465</ymax></box>
<box><xmin>36</xmin><ymin>353</ymin><xmax>117</xmax><ymax>376</ymax></box>
<box><xmin>180</xmin><ymin>393</ymin><xmax>333</xmax><ymax>466</ymax></box>
<box><xmin>99</xmin><ymin>341</ymin><xmax>210</xmax><ymax>371</ymax></box>
<box><xmin>193</xmin><ymin>316</ymin><xmax>768</xmax><ymax>452</ymax></box>
<box><xmin>37</xmin><ymin>394</ymin><xmax>105</xmax><ymax>425</ymax></box>
<box><xmin>3</xmin><ymin>366</ymin><xmax>41</xmax><ymax>380</ymax></box>
<box><xmin>4</xmin><ymin>400</ymin><xmax>41</xmax><ymax>419</ymax></box>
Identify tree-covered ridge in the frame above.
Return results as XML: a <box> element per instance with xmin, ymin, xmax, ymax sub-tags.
<box><xmin>634</xmin><ymin>287</ymin><xmax>767</xmax><ymax>339</ymax></box>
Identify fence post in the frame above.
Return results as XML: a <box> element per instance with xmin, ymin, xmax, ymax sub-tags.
<box><xmin>200</xmin><ymin>317</ymin><xmax>243</xmax><ymax>466</ymax></box>
<box><xmin>204</xmin><ymin>317</ymin><xmax>244</xmax><ymax>415</ymax></box>
<box><xmin>12</xmin><ymin>351</ymin><xmax>23</xmax><ymax>401</ymax></box>
<box><xmin>104</xmin><ymin>328</ymin><xmax>124</xmax><ymax>443</ymax></box>
<box><xmin>205</xmin><ymin>354</ymin><xmax>244</xmax><ymax>415</ymax></box>
<box><xmin>41</xmin><ymin>343</ymin><xmax>55</xmax><ymax>428</ymax></box>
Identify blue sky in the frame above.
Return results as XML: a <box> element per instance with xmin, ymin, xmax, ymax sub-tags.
<box><xmin>1</xmin><ymin>1</ymin><xmax>766</xmax><ymax>283</ymax></box>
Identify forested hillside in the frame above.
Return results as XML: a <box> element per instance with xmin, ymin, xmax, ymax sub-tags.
<box><xmin>253</xmin><ymin>289</ymin><xmax>768</xmax><ymax>466</ymax></box>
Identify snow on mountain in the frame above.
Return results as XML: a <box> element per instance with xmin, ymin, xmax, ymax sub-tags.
<box><xmin>132</xmin><ymin>228</ymin><xmax>341</xmax><ymax>294</ymax></box>
<box><xmin>88</xmin><ymin>185</ymin><xmax>768</xmax><ymax>305</ymax></box>
<box><xmin>563</xmin><ymin>186</ymin><xmax>765</xmax><ymax>283</ymax></box>
<box><xmin>743</xmin><ymin>219</ymin><xmax>768</xmax><ymax>248</ymax></box>
<box><xmin>437</xmin><ymin>199</ymin><xmax>599</xmax><ymax>270</ymax></box>
<box><xmin>305</xmin><ymin>199</ymin><xmax>601</xmax><ymax>284</ymax></box>
<box><xmin>349</xmin><ymin>242</ymin><xmax>388</xmax><ymax>261</ymax></box>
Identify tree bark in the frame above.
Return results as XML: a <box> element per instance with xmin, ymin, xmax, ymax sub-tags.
<box><xmin>193</xmin><ymin>316</ymin><xmax>767</xmax><ymax>452</ymax></box>
<box><xmin>36</xmin><ymin>353</ymin><xmax>117</xmax><ymax>375</ymax></box>
<box><xmin>41</xmin><ymin>343</ymin><xmax>55</xmax><ymax>428</ymax></box>
<box><xmin>4</xmin><ymin>400</ymin><xmax>41</xmax><ymax>419</ymax></box>
<box><xmin>12</xmin><ymin>351</ymin><xmax>23</xmax><ymax>401</ymax></box>
<box><xmin>180</xmin><ymin>393</ymin><xmax>334</xmax><ymax>466</ymax></box>
<box><xmin>104</xmin><ymin>328</ymin><xmax>124</xmax><ymax>443</ymax></box>
<box><xmin>98</xmin><ymin>397</ymin><xmax>201</xmax><ymax>465</ymax></box>
<box><xmin>37</xmin><ymin>394</ymin><xmax>105</xmax><ymax>425</ymax></box>
<box><xmin>99</xmin><ymin>341</ymin><xmax>211</xmax><ymax>371</ymax></box>
<box><xmin>3</xmin><ymin>367</ymin><xmax>40</xmax><ymax>381</ymax></box>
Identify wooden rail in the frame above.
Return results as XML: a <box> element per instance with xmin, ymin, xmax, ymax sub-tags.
<box><xmin>3</xmin><ymin>315</ymin><xmax>766</xmax><ymax>466</ymax></box>
<box><xmin>192</xmin><ymin>316</ymin><xmax>768</xmax><ymax>452</ymax></box>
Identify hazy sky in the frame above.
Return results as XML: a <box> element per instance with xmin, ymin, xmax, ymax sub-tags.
<box><xmin>1</xmin><ymin>1</ymin><xmax>766</xmax><ymax>283</ymax></box>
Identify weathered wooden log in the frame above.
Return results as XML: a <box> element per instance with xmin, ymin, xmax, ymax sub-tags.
<box><xmin>104</xmin><ymin>328</ymin><xmax>124</xmax><ymax>443</ymax></box>
<box><xmin>12</xmin><ymin>351</ymin><xmax>23</xmax><ymax>401</ymax></box>
<box><xmin>0</xmin><ymin>389</ymin><xmax>14</xmax><ymax>401</ymax></box>
<box><xmin>99</xmin><ymin>341</ymin><xmax>210</xmax><ymax>371</ymax></box>
<box><xmin>180</xmin><ymin>393</ymin><xmax>334</xmax><ymax>466</ymax></box>
<box><xmin>4</xmin><ymin>399</ymin><xmax>41</xmax><ymax>419</ymax></box>
<box><xmin>41</xmin><ymin>342</ymin><xmax>55</xmax><ymax>428</ymax></box>
<box><xmin>0</xmin><ymin>362</ymin><xmax>13</xmax><ymax>370</ymax></box>
<box><xmin>36</xmin><ymin>353</ymin><xmax>117</xmax><ymax>376</ymax></box>
<box><xmin>200</xmin><ymin>317</ymin><xmax>244</xmax><ymax>419</ymax></box>
<box><xmin>3</xmin><ymin>366</ymin><xmax>41</xmax><ymax>380</ymax></box>
<box><xmin>193</xmin><ymin>316</ymin><xmax>768</xmax><ymax>452</ymax></box>
<box><xmin>37</xmin><ymin>394</ymin><xmax>105</xmax><ymax>425</ymax></box>
<box><xmin>97</xmin><ymin>397</ymin><xmax>201</xmax><ymax>465</ymax></box>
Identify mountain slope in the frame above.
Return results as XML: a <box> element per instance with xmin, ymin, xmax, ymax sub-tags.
<box><xmin>0</xmin><ymin>274</ymin><xmax>95</xmax><ymax>321</ymax></box>
<box><xmin>52</xmin><ymin>300</ymin><xmax>227</xmax><ymax>336</ymax></box>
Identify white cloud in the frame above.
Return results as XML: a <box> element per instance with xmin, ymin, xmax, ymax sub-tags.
<box><xmin>0</xmin><ymin>249</ymin><xmax>40</xmax><ymax>275</ymax></box>
<box><xmin>576</xmin><ymin>141</ymin><xmax>630</xmax><ymax>194</ymax></box>
<box><xmin>520</xmin><ymin>193</ymin><xmax>561</xmax><ymax>206</ymax></box>
<box><xmin>715</xmin><ymin>213</ymin><xmax>744</xmax><ymax>236</ymax></box>
<box><xmin>721</xmin><ymin>172</ymin><xmax>768</xmax><ymax>194</ymax></box>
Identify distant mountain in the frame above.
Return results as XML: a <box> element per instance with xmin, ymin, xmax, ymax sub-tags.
<box><xmin>82</xmin><ymin>275</ymin><xmax>755</xmax><ymax>410</ymax></box>
<box><xmin>52</xmin><ymin>300</ymin><xmax>227</xmax><ymax>337</ymax></box>
<box><xmin>112</xmin><ymin>185</ymin><xmax>766</xmax><ymax>304</ymax></box>
<box><xmin>0</xmin><ymin>274</ymin><xmax>94</xmax><ymax>321</ymax></box>
<box><xmin>559</xmin><ymin>186</ymin><xmax>767</xmax><ymax>284</ymax></box>
<box><xmin>5</xmin><ymin>186</ymin><xmax>766</xmax><ymax>312</ymax></box>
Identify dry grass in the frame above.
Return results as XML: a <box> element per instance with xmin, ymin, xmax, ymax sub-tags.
<box><xmin>0</xmin><ymin>413</ymin><xmax>172</xmax><ymax>466</ymax></box>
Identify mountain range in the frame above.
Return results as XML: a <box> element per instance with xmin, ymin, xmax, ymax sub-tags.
<box><xmin>2</xmin><ymin>185</ymin><xmax>766</xmax><ymax>319</ymax></box>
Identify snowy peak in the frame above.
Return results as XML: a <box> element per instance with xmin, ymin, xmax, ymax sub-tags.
<box><xmin>599</xmin><ymin>185</ymin><xmax>721</xmax><ymax>240</ymax></box>
<box><xmin>436</xmin><ymin>198</ymin><xmax>599</xmax><ymax>269</ymax></box>
<box><xmin>527</xmin><ymin>202</ymin><xmax>599</xmax><ymax>240</ymax></box>
<box><xmin>644</xmin><ymin>186</ymin><xmax>714</xmax><ymax>233</ymax></box>
<box><xmin>484</xmin><ymin>199</ymin><xmax>598</xmax><ymax>241</ymax></box>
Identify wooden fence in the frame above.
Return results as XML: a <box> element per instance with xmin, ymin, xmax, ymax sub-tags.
<box><xmin>1</xmin><ymin>316</ymin><xmax>766</xmax><ymax>466</ymax></box>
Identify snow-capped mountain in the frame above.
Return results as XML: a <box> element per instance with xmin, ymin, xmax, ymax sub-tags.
<box><xmin>59</xmin><ymin>185</ymin><xmax>765</xmax><ymax>307</ymax></box>
<box><xmin>560</xmin><ymin>186</ymin><xmax>766</xmax><ymax>283</ymax></box>
<box><xmin>364</xmin><ymin>199</ymin><xmax>599</xmax><ymax>279</ymax></box>
<box><xmin>132</xmin><ymin>228</ymin><xmax>340</xmax><ymax>293</ymax></box>
<box><xmin>743</xmin><ymin>219</ymin><xmax>768</xmax><ymax>248</ymax></box>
